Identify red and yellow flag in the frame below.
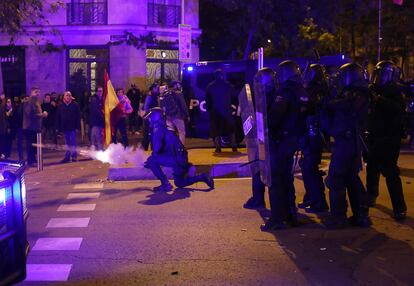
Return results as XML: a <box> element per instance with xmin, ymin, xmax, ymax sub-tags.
<box><xmin>103</xmin><ymin>70</ymin><xmax>119</xmax><ymax>148</ymax></box>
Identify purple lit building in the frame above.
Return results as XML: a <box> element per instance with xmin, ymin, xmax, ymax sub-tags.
<box><xmin>0</xmin><ymin>0</ymin><xmax>201</xmax><ymax>101</ymax></box>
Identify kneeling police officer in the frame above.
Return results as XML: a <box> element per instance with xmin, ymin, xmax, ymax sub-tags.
<box><xmin>145</xmin><ymin>107</ymin><xmax>214</xmax><ymax>192</ymax></box>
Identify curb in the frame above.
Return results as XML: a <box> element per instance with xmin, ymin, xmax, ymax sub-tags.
<box><xmin>108</xmin><ymin>162</ymin><xmax>252</xmax><ymax>181</ymax></box>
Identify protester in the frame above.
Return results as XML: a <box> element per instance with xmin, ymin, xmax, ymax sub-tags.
<box><xmin>112</xmin><ymin>88</ymin><xmax>133</xmax><ymax>147</ymax></box>
<box><xmin>205</xmin><ymin>69</ymin><xmax>238</xmax><ymax>153</ymax></box>
<box><xmin>142</xmin><ymin>83</ymin><xmax>160</xmax><ymax>150</ymax></box>
<box><xmin>42</xmin><ymin>93</ymin><xmax>58</xmax><ymax>144</ymax></box>
<box><xmin>56</xmin><ymin>91</ymin><xmax>80</xmax><ymax>163</ymax></box>
<box><xmin>23</xmin><ymin>87</ymin><xmax>48</xmax><ymax>166</ymax></box>
<box><xmin>3</xmin><ymin>97</ymin><xmax>14</xmax><ymax>159</ymax></box>
<box><xmin>0</xmin><ymin>92</ymin><xmax>8</xmax><ymax>159</ymax></box>
<box><xmin>126</xmin><ymin>84</ymin><xmax>142</xmax><ymax>134</ymax></box>
<box><xmin>160</xmin><ymin>81</ymin><xmax>189</xmax><ymax>144</ymax></box>
<box><xmin>89</xmin><ymin>86</ymin><xmax>105</xmax><ymax>150</ymax></box>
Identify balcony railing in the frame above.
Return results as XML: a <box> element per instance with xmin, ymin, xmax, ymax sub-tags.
<box><xmin>67</xmin><ymin>2</ymin><xmax>107</xmax><ymax>25</ymax></box>
<box><xmin>148</xmin><ymin>4</ymin><xmax>181</xmax><ymax>27</ymax></box>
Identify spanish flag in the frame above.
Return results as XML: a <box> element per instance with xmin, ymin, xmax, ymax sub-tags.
<box><xmin>104</xmin><ymin>70</ymin><xmax>119</xmax><ymax>148</ymax></box>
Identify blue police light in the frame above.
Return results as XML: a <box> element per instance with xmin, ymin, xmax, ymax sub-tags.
<box><xmin>0</xmin><ymin>188</ymin><xmax>5</xmax><ymax>207</ymax></box>
<box><xmin>342</xmin><ymin>54</ymin><xmax>345</xmax><ymax>60</ymax></box>
<box><xmin>187</xmin><ymin>66</ymin><xmax>194</xmax><ymax>72</ymax></box>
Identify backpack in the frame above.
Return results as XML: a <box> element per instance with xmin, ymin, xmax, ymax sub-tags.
<box><xmin>160</xmin><ymin>91</ymin><xmax>179</xmax><ymax>117</ymax></box>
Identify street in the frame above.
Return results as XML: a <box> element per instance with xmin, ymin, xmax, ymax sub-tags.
<box><xmin>13</xmin><ymin>147</ymin><xmax>414</xmax><ymax>285</ymax></box>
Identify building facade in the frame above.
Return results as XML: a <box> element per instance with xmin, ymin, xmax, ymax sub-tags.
<box><xmin>0</xmin><ymin>0</ymin><xmax>201</xmax><ymax>105</ymax></box>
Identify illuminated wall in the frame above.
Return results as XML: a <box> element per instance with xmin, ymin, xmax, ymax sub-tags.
<box><xmin>0</xmin><ymin>0</ymin><xmax>201</xmax><ymax>95</ymax></box>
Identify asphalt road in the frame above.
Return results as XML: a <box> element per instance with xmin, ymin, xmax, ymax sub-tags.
<box><xmin>14</xmin><ymin>149</ymin><xmax>414</xmax><ymax>286</ymax></box>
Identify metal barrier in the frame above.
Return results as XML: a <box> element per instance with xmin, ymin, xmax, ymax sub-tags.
<box><xmin>0</xmin><ymin>161</ymin><xmax>29</xmax><ymax>285</ymax></box>
<box><xmin>36</xmin><ymin>133</ymin><xmax>43</xmax><ymax>171</ymax></box>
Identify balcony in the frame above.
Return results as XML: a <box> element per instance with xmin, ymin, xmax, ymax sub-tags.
<box><xmin>148</xmin><ymin>3</ymin><xmax>181</xmax><ymax>27</ymax></box>
<box><xmin>67</xmin><ymin>2</ymin><xmax>107</xmax><ymax>25</ymax></box>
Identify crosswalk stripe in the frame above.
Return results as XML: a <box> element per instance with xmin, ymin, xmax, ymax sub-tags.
<box><xmin>32</xmin><ymin>237</ymin><xmax>83</xmax><ymax>251</ymax></box>
<box><xmin>67</xmin><ymin>192</ymin><xmax>100</xmax><ymax>199</ymax></box>
<box><xmin>46</xmin><ymin>217</ymin><xmax>90</xmax><ymax>228</ymax></box>
<box><xmin>25</xmin><ymin>264</ymin><xmax>72</xmax><ymax>281</ymax></box>
<box><xmin>73</xmin><ymin>183</ymin><xmax>103</xmax><ymax>190</ymax></box>
<box><xmin>57</xmin><ymin>203</ymin><xmax>96</xmax><ymax>212</ymax></box>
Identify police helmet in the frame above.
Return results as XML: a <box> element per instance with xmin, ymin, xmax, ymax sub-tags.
<box><xmin>372</xmin><ymin>60</ymin><xmax>398</xmax><ymax>85</ymax></box>
<box><xmin>144</xmin><ymin>107</ymin><xmax>166</xmax><ymax>126</ymax></box>
<box><xmin>254</xmin><ymin>67</ymin><xmax>277</xmax><ymax>90</ymax></box>
<box><xmin>276</xmin><ymin>60</ymin><xmax>301</xmax><ymax>84</ymax></box>
<box><xmin>304</xmin><ymin>64</ymin><xmax>326</xmax><ymax>86</ymax></box>
<box><xmin>336</xmin><ymin>63</ymin><xmax>365</xmax><ymax>89</ymax></box>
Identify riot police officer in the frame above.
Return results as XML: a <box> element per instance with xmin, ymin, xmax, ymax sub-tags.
<box><xmin>145</xmin><ymin>107</ymin><xmax>214</xmax><ymax>192</ymax></box>
<box><xmin>299</xmin><ymin>64</ymin><xmax>329</xmax><ymax>213</ymax></box>
<box><xmin>323</xmin><ymin>63</ymin><xmax>371</xmax><ymax>229</ymax></box>
<box><xmin>366</xmin><ymin>61</ymin><xmax>407</xmax><ymax>221</ymax></box>
<box><xmin>261</xmin><ymin>60</ymin><xmax>307</xmax><ymax>231</ymax></box>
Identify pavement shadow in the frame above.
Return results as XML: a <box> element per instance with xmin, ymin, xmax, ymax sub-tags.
<box><xmin>399</xmin><ymin>167</ymin><xmax>414</xmax><ymax>179</ymax></box>
<box><xmin>138</xmin><ymin>187</ymin><xmax>213</xmax><ymax>206</ymax></box>
<box><xmin>374</xmin><ymin>203</ymin><xmax>414</xmax><ymax>229</ymax></box>
<box><xmin>255</xmin><ymin>209</ymin><xmax>414</xmax><ymax>284</ymax></box>
<box><xmin>100</xmin><ymin>187</ymin><xmax>152</xmax><ymax>197</ymax></box>
<box><xmin>28</xmin><ymin>198</ymin><xmax>64</xmax><ymax>209</ymax></box>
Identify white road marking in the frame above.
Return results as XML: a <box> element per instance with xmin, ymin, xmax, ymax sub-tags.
<box><xmin>67</xmin><ymin>192</ymin><xmax>100</xmax><ymax>199</ymax></box>
<box><xmin>32</xmin><ymin>237</ymin><xmax>83</xmax><ymax>251</ymax></box>
<box><xmin>25</xmin><ymin>264</ymin><xmax>72</xmax><ymax>281</ymax></box>
<box><xmin>57</xmin><ymin>203</ymin><xmax>96</xmax><ymax>212</ymax></box>
<box><xmin>46</xmin><ymin>217</ymin><xmax>90</xmax><ymax>228</ymax></box>
<box><xmin>73</xmin><ymin>183</ymin><xmax>103</xmax><ymax>189</ymax></box>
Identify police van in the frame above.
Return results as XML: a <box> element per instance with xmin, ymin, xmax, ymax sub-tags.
<box><xmin>182</xmin><ymin>55</ymin><xmax>350</xmax><ymax>140</ymax></box>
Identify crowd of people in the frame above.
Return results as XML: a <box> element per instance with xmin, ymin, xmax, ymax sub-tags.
<box><xmin>245</xmin><ymin>60</ymin><xmax>408</xmax><ymax>231</ymax></box>
<box><xmin>0</xmin><ymin>80</ymin><xmax>189</xmax><ymax>165</ymax></box>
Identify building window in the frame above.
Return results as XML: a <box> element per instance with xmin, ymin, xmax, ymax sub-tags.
<box><xmin>67</xmin><ymin>0</ymin><xmax>107</xmax><ymax>25</ymax></box>
<box><xmin>146</xmin><ymin>48</ymin><xmax>180</xmax><ymax>87</ymax></box>
<box><xmin>67</xmin><ymin>47</ymin><xmax>109</xmax><ymax>110</ymax></box>
<box><xmin>148</xmin><ymin>0</ymin><xmax>181</xmax><ymax>27</ymax></box>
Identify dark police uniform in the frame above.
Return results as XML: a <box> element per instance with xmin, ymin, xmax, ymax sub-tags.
<box><xmin>324</xmin><ymin>76</ymin><xmax>371</xmax><ymax>228</ymax></box>
<box><xmin>264</xmin><ymin>79</ymin><xmax>305</xmax><ymax>229</ymax></box>
<box><xmin>145</xmin><ymin>108</ymin><xmax>214</xmax><ymax>191</ymax></box>
<box><xmin>299</xmin><ymin>76</ymin><xmax>329</xmax><ymax>212</ymax></box>
<box><xmin>366</xmin><ymin>82</ymin><xmax>406</xmax><ymax>220</ymax></box>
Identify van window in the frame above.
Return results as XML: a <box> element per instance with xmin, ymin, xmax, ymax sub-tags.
<box><xmin>196</xmin><ymin>73</ymin><xmax>215</xmax><ymax>90</ymax></box>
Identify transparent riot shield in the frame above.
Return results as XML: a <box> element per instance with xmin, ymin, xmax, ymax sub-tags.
<box><xmin>238</xmin><ymin>84</ymin><xmax>259</xmax><ymax>175</ymax></box>
<box><xmin>253</xmin><ymin>72</ymin><xmax>272</xmax><ymax>187</ymax></box>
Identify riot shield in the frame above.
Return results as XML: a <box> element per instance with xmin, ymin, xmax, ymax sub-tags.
<box><xmin>238</xmin><ymin>84</ymin><xmax>259</xmax><ymax>175</ymax></box>
<box><xmin>253</xmin><ymin>70</ymin><xmax>273</xmax><ymax>187</ymax></box>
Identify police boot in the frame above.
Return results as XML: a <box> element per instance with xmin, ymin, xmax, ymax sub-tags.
<box><xmin>305</xmin><ymin>201</ymin><xmax>329</xmax><ymax>214</ymax></box>
<box><xmin>260</xmin><ymin>218</ymin><xmax>287</xmax><ymax>232</ymax></box>
<box><xmin>394</xmin><ymin>211</ymin><xmax>407</xmax><ymax>222</ymax></box>
<box><xmin>322</xmin><ymin>215</ymin><xmax>348</xmax><ymax>230</ymax></box>
<box><xmin>367</xmin><ymin>195</ymin><xmax>377</xmax><ymax>207</ymax></box>
<box><xmin>213</xmin><ymin>137</ymin><xmax>222</xmax><ymax>153</ymax></box>
<box><xmin>153</xmin><ymin>177</ymin><xmax>173</xmax><ymax>192</ymax></box>
<box><xmin>243</xmin><ymin>197</ymin><xmax>265</xmax><ymax>209</ymax></box>
<box><xmin>200</xmin><ymin>173</ymin><xmax>215</xmax><ymax>189</ymax></box>
<box><xmin>348</xmin><ymin>215</ymin><xmax>372</xmax><ymax>227</ymax></box>
<box><xmin>298</xmin><ymin>193</ymin><xmax>312</xmax><ymax>209</ymax></box>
